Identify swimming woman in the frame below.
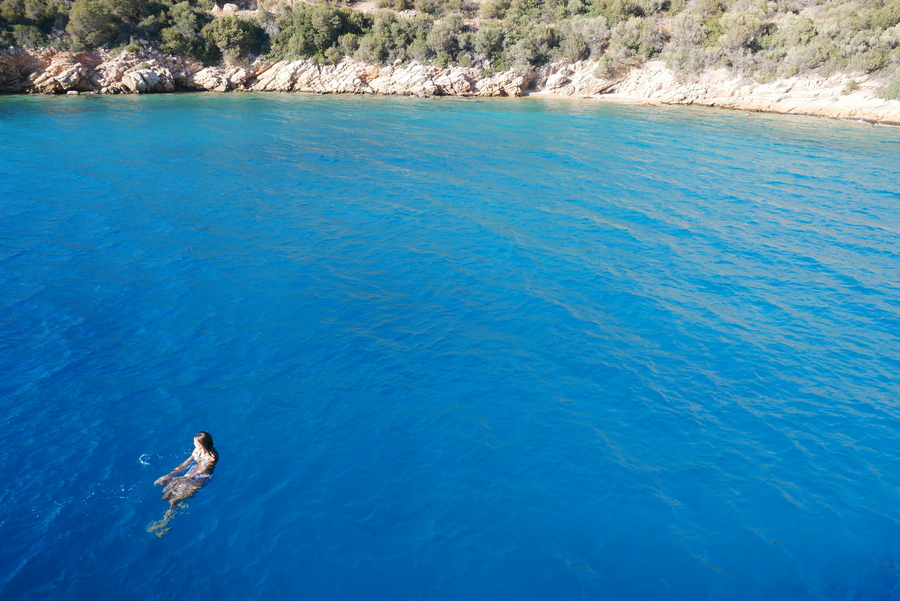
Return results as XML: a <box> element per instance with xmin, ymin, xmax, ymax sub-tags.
<box><xmin>147</xmin><ymin>431</ymin><xmax>218</xmax><ymax>536</ymax></box>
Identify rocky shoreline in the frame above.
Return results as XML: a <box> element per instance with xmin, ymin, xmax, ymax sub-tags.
<box><xmin>3</xmin><ymin>46</ymin><xmax>900</xmax><ymax>126</ymax></box>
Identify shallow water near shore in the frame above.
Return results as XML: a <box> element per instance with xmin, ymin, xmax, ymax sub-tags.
<box><xmin>2</xmin><ymin>93</ymin><xmax>900</xmax><ymax>600</ymax></box>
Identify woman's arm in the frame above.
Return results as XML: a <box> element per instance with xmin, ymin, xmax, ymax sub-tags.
<box><xmin>154</xmin><ymin>455</ymin><xmax>194</xmax><ymax>486</ymax></box>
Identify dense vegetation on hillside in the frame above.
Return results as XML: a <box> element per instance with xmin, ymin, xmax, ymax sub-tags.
<box><xmin>2</xmin><ymin>0</ymin><xmax>900</xmax><ymax>87</ymax></box>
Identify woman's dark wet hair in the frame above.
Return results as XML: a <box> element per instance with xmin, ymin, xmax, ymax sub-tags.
<box><xmin>195</xmin><ymin>431</ymin><xmax>218</xmax><ymax>459</ymax></box>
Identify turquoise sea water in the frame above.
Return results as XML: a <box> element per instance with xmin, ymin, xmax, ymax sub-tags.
<box><xmin>1</xmin><ymin>93</ymin><xmax>900</xmax><ymax>600</ymax></box>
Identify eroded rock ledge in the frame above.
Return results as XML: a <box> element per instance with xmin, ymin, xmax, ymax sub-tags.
<box><xmin>3</xmin><ymin>47</ymin><xmax>900</xmax><ymax>126</ymax></box>
<box><xmin>0</xmin><ymin>47</ymin><xmax>534</xmax><ymax>97</ymax></box>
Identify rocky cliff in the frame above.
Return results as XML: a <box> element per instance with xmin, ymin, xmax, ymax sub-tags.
<box><xmin>3</xmin><ymin>46</ymin><xmax>900</xmax><ymax>125</ymax></box>
<box><xmin>0</xmin><ymin>47</ymin><xmax>534</xmax><ymax>97</ymax></box>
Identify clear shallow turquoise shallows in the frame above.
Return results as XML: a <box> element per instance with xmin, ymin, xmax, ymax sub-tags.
<box><xmin>1</xmin><ymin>93</ymin><xmax>900</xmax><ymax>600</ymax></box>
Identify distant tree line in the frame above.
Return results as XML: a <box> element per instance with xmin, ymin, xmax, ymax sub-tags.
<box><xmin>0</xmin><ymin>0</ymin><xmax>265</xmax><ymax>61</ymax></box>
<box><xmin>2</xmin><ymin>0</ymin><xmax>900</xmax><ymax>95</ymax></box>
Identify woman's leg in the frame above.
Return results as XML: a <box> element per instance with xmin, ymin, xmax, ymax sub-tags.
<box><xmin>148</xmin><ymin>476</ymin><xmax>204</xmax><ymax>536</ymax></box>
<box><xmin>149</xmin><ymin>484</ymin><xmax>197</xmax><ymax>536</ymax></box>
<box><xmin>147</xmin><ymin>502</ymin><xmax>180</xmax><ymax>536</ymax></box>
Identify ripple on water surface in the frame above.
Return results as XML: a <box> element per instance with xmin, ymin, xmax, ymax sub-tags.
<box><xmin>1</xmin><ymin>94</ymin><xmax>900</xmax><ymax>600</ymax></box>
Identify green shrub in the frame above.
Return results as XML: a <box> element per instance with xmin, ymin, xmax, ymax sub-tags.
<box><xmin>695</xmin><ymin>0</ymin><xmax>724</xmax><ymax>15</ymax></box>
<box><xmin>135</xmin><ymin>9</ymin><xmax>169</xmax><ymax>40</ymax></box>
<box><xmin>593</xmin><ymin>52</ymin><xmax>615</xmax><ymax>76</ymax></box>
<box><xmin>161</xmin><ymin>25</ymin><xmax>195</xmax><ymax>55</ymax></box>
<box><xmin>610</xmin><ymin>14</ymin><xmax>660</xmax><ymax>59</ymax></box>
<box><xmin>850</xmin><ymin>47</ymin><xmax>888</xmax><ymax>72</ymax></box>
<box><xmin>559</xmin><ymin>30</ymin><xmax>588</xmax><ymax>60</ymax></box>
<box><xmin>754</xmin><ymin>68</ymin><xmax>776</xmax><ymax>83</ymax></box>
<box><xmin>0</xmin><ymin>0</ymin><xmax>65</xmax><ymax>33</ymax></box>
<box><xmin>446</xmin><ymin>0</ymin><xmax>478</xmax><ymax>15</ymax></box>
<box><xmin>352</xmin><ymin>10</ymin><xmax>426</xmax><ymax>64</ymax></box>
<box><xmin>563</xmin><ymin>15</ymin><xmax>608</xmax><ymax>57</ymax></box>
<box><xmin>414</xmin><ymin>0</ymin><xmax>445</xmax><ymax>16</ymax></box>
<box><xmin>670</xmin><ymin>10</ymin><xmax>707</xmax><ymax>47</ymax></box>
<box><xmin>783</xmin><ymin>38</ymin><xmax>834</xmax><ymax>72</ymax></box>
<box><xmin>426</xmin><ymin>12</ymin><xmax>463</xmax><ymax>59</ymax></box>
<box><xmin>871</xmin><ymin>0</ymin><xmax>900</xmax><ymax>29</ymax></box>
<box><xmin>338</xmin><ymin>31</ymin><xmax>359</xmax><ymax>53</ymax></box>
<box><xmin>474</xmin><ymin>24</ymin><xmax>505</xmax><ymax>62</ymax></box>
<box><xmin>589</xmin><ymin>0</ymin><xmax>644</xmax><ymax>24</ymax></box>
<box><xmin>719</xmin><ymin>5</ymin><xmax>764</xmax><ymax>51</ymax></box>
<box><xmin>272</xmin><ymin>3</ymin><xmax>368</xmax><ymax>59</ymax></box>
<box><xmin>701</xmin><ymin>15</ymin><xmax>723</xmax><ymax>47</ymax></box>
<box><xmin>877</xmin><ymin>80</ymin><xmax>900</xmax><ymax>100</ymax></box>
<box><xmin>12</xmin><ymin>23</ymin><xmax>45</xmax><ymax>46</ymax></box>
<box><xmin>635</xmin><ymin>0</ymin><xmax>666</xmax><ymax>15</ymax></box>
<box><xmin>567</xmin><ymin>0</ymin><xmax>587</xmax><ymax>16</ymax></box>
<box><xmin>512</xmin><ymin>24</ymin><xmax>557</xmax><ymax>68</ymax></box>
<box><xmin>555</xmin><ymin>15</ymin><xmax>608</xmax><ymax>62</ymax></box>
<box><xmin>387</xmin><ymin>0</ymin><xmax>412</xmax><ymax>9</ymax></box>
<box><xmin>480</xmin><ymin>0</ymin><xmax>509</xmax><ymax>19</ymax></box>
<box><xmin>105</xmin><ymin>0</ymin><xmax>143</xmax><ymax>23</ymax></box>
<box><xmin>505</xmin><ymin>0</ymin><xmax>546</xmax><ymax>23</ymax></box>
<box><xmin>202</xmin><ymin>15</ymin><xmax>265</xmax><ymax>61</ymax></box>
<box><xmin>779</xmin><ymin>12</ymin><xmax>816</xmax><ymax>47</ymax></box>
<box><xmin>158</xmin><ymin>1</ymin><xmax>211</xmax><ymax>59</ymax></box>
<box><xmin>66</xmin><ymin>0</ymin><xmax>118</xmax><ymax>48</ymax></box>
<box><xmin>27</xmin><ymin>0</ymin><xmax>66</xmax><ymax>31</ymax></box>
<box><xmin>324</xmin><ymin>45</ymin><xmax>341</xmax><ymax>63</ymax></box>
<box><xmin>0</xmin><ymin>0</ymin><xmax>21</xmax><ymax>26</ymax></box>
<box><xmin>885</xmin><ymin>21</ymin><xmax>900</xmax><ymax>43</ymax></box>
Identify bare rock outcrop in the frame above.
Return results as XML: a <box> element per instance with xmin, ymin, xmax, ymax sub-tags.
<box><xmin>0</xmin><ymin>47</ymin><xmax>48</xmax><ymax>92</ymax></box>
<box><xmin>185</xmin><ymin>57</ymin><xmax>270</xmax><ymax>91</ymax></box>
<box><xmin>3</xmin><ymin>46</ymin><xmax>900</xmax><ymax>125</ymax></box>
<box><xmin>96</xmin><ymin>51</ymin><xmax>201</xmax><ymax>93</ymax></box>
<box><xmin>476</xmin><ymin>70</ymin><xmax>535</xmax><ymax>97</ymax></box>
<box><xmin>528</xmin><ymin>59</ymin><xmax>900</xmax><ymax>126</ymax></box>
<box><xmin>32</xmin><ymin>64</ymin><xmax>90</xmax><ymax>93</ymax></box>
<box><xmin>532</xmin><ymin>61</ymin><xmax>617</xmax><ymax>96</ymax></box>
<box><xmin>602</xmin><ymin>60</ymin><xmax>900</xmax><ymax>126</ymax></box>
<box><xmin>243</xmin><ymin>59</ymin><xmax>532</xmax><ymax>96</ymax></box>
<box><xmin>1</xmin><ymin>48</ymin><xmax>201</xmax><ymax>95</ymax></box>
<box><xmin>29</xmin><ymin>52</ymin><xmax>103</xmax><ymax>93</ymax></box>
<box><xmin>122</xmin><ymin>68</ymin><xmax>174</xmax><ymax>93</ymax></box>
